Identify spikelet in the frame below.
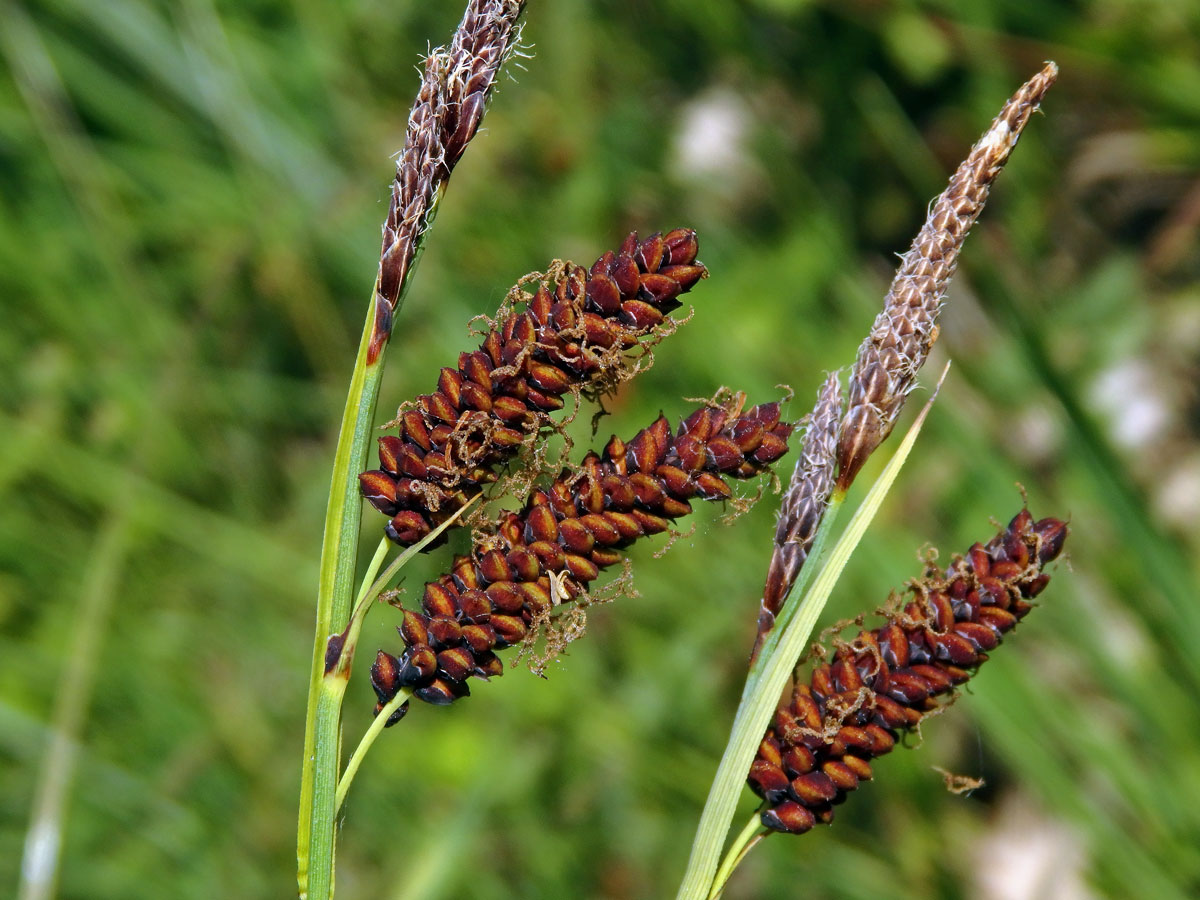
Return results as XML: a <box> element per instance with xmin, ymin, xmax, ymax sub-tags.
<box><xmin>837</xmin><ymin>64</ymin><xmax>1058</xmax><ymax>490</ymax></box>
<box><xmin>360</xmin><ymin>229</ymin><xmax>707</xmax><ymax>546</ymax></box>
<box><xmin>747</xmin><ymin>510</ymin><xmax>1068</xmax><ymax>835</ymax></box>
<box><xmin>371</xmin><ymin>0</ymin><xmax>527</xmax><ymax>358</ymax></box>
<box><xmin>369</xmin><ymin>393</ymin><xmax>793</xmax><ymax>715</ymax></box>
<box><xmin>752</xmin><ymin>372</ymin><xmax>842</xmax><ymax>660</ymax></box>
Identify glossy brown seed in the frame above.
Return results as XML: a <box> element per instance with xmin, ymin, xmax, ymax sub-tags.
<box><xmin>477</xmin><ymin>550</ymin><xmax>512</xmax><ymax>585</ymax></box>
<box><xmin>601</xmin><ymin>475</ymin><xmax>636</xmax><ymax>510</ymax></box>
<box><xmin>748</xmin><ymin>760</ymin><xmax>791</xmax><ymax>802</ymax></box>
<box><xmin>422</xmin><ymin>583</ymin><xmax>458</xmax><ymax>619</ymax></box>
<box><xmin>400</xmin><ymin>610</ymin><xmax>430</xmax><ymax>647</ymax></box>
<box><xmin>506</xmin><ymin>549</ymin><xmax>541</xmax><ymax>582</ymax></box>
<box><xmin>693</xmin><ymin>472</ymin><xmax>733</xmax><ymax>501</ymax></box>
<box><xmin>705</xmin><ymin>436</ymin><xmax>744</xmax><ymax>471</ymax></box>
<box><xmin>752</xmin><ymin>431</ymin><xmax>790</xmax><ymax>464</ymax></box>
<box><xmin>525</xmin><ymin>387</ymin><xmax>565</xmax><ymax>412</ymax></box>
<box><xmin>426</xmin><ymin>616</ymin><xmax>463</xmax><ymax>649</ymax></box>
<box><xmin>822</xmin><ymin>760</ymin><xmax>860</xmax><ymax>792</ymax></box>
<box><xmin>558</xmin><ymin>518</ymin><xmax>596</xmax><ymax>553</ymax></box>
<box><xmin>580</xmin><ymin>513</ymin><xmax>621</xmax><ymax>545</ymax></box>
<box><xmin>625</xmin><ymin>429</ymin><xmax>661</xmax><ymax>474</ymax></box>
<box><xmin>359</xmin><ymin>471</ymin><xmax>399</xmax><ymax>511</ymax></box>
<box><xmin>659</xmin><ymin>496</ymin><xmax>693</xmax><ymax>518</ymax></box>
<box><xmin>527</xmin><ymin>540</ymin><xmax>566</xmax><ymax>572</ymax></box>
<box><xmin>630</xmin><ymin>510</ymin><xmax>670</xmax><ymax>535</ymax></box>
<box><xmin>518</xmin><ymin>580</ymin><xmax>552</xmax><ymax>615</ymax></box>
<box><xmin>758</xmin><ymin>736</ymin><xmax>783</xmax><ymax>767</ymax></box>
<box><xmin>637</xmin><ymin>233</ymin><xmax>666</xmax><ymax>272</ymax></box>
<box><xmin>370</xmin><ymin>650</ymin><xmax>402</xmax><ymax>704</ymax></box>
<box><xmin>761</xmin><ymin>802</ymin><xmax>816</xmax><ymax>835</ymax></box>
<box><xmin>460</xmin><ymin>350</ymin><xmax>493</xmax><ymax>392</ymax></box>
<box><xmin>564</xmin><ymin>554</ymin><xmax>600</xmax><ymax>582</ymax></box>
<box><xmin>791</xmin><ymin>771</ymin><xmax>838</xmax><ymax>805</ymax></box>
<box><xmin>604</xmin><ymin>512</ymin><xmax>643</xmax><ymax>541</ymax></box>
<box><xmin>662</xmin><ymin>228</ymin><xmax>699</xmax><ymax>264</ymax></box>
<box><xmin>437</xmin><ymin>647</ymin><xmax>475</xmax><ymax>683</ymax></box>
<box><xmin>490</xmin><ymin>615</ymin><xmax>528</xmax><ymax>646</ymax></box>
<box><xmin>526</xmin><ymin>504</ymin><xmax>560</xmax><ymax>543</ymax></box>
<box><xmin>414</xmin><ymin>678</ymin><xmax>467</xmax><ymax>706</ymax></box>
<box><xmin>377</xmin><ymin>436</ymin><xmax>406</xmax><ymax>473</ymax></box>
<box><xmin>472</xmin><ymin>651</ymin><xmax>505</xmax><ymax>680</ymax></box>
<box><xmin>655</xmin><ymin>465</ymin><xmax>695</xmax><ymax>498</ymax></box>
<box><xmin>492</xmin><ymin>395</ymin><xmax>529</xmax><ymax>424</ymax></box>
<box><xmin>387</xmin><ymin>511</ymin><xmax>430</xmax><ymax>545</ymax></box>
<box><xmin>782</xmin><ymin>745</ymin><xmax>816</xmax><ymax>776</ymax></box>
<box><xmin>399</xmin><ymin>646</ymin><xmax>437</xmax><ymax>686</ymax></box>
<box><xmin>456</xmin><ymin>589</ymin><xmax>492</xmax><ymax>623</ymax></box>
<box><xmin>438</xmin><ymin>367</ymin><xmax>463</xmax><ymax>407</ymax></box>
<box><xmin>485</xmin><ymin>582</ymin><xmax>525</xmax><ymax>614</ymax></box>
<box><xmin>399</xmin><ymin>411</ymin><xmax>433</xmax><ymax>452</ymax></box>
<box><xmin>461</xmin><ymin>623</ymin><xmax>497</xmax><ymax>654</ymax></box>
<box><xmin>590</xmin><ymin>547</ymin><xmax>623</xmax><ymax>567</ymax></box>
<box><xmin>621</xmin><ymin>299</ymin><xmax>666</xmax><ymax>329</ymax></box>
<box><xmin>658</xmin><ymin>264</ymin><xmax>705</xmax><ymax>289</ymax></box>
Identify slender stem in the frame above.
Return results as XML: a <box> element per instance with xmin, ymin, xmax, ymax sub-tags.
<box><xmin>343</xmin><ymin>498</ymin><xmax>479</xmax><ymax>664</ymax></box>
<box><xmin>354</xmin><ymin>538</ymin><xmax>392</xmax><ymax>614</ymax></box>
<box><xmin>298</xmin><ymin>299</ymin><xmax>388</xmax><ymax>900</ymax></box>
<box><xmin>707</xmin><ymin>813</ymin><xmax>765</xmax><ymax>900</ymax></box>
<box><xmin>336</xmin><ymin>688</ymin><xmax>413</xmax><ymax>813</ymax></box>
<box><xmin>300</xmin><ymin>402</ymin><xmax>477</xmax><ymax>900</ymax></box>
<box><xmin>674</xmin><ymin>374</ymin><xmax>944</xmax><ymax>900</ymax></box>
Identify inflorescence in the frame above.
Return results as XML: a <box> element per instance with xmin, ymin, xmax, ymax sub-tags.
<box><xmin>747</xmin><ymin>510</ymin><xmax>1068</xmax><ymax>835</ymax></box>
<box><xmin>370</xmin><ymin>392</ymin><xmax>793</xmax><ymax>719</ymax></box>
<box><xmin>360</xmin><ymin>229</ymin><xmax>706</xmax><ymax>546</ymax></box>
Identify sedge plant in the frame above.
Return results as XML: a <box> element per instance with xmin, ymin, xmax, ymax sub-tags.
<box><xmin>296</xmin><ymin>3</ymin><xmax>1064</xmax><ymax>897</ymax></box>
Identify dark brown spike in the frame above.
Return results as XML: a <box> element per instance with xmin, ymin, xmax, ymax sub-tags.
<box><xmin>753</xmin><ymin>508</ymin><xmax>1067</xmax><ymax>834</ymax></box>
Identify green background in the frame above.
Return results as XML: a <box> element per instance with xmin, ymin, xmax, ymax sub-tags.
<box><xmin>3</xmin><ymin>0</ymin><xmax>1199</xmax><ymax>897</ymax></box>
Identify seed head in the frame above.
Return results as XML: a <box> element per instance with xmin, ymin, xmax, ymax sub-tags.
<box><xmin>748</xmin><ymin>509</ymin><xmax>1068</xmax><ymax>834</ymax></box>
<box><xmin>370</xmin><ymin>393</ymin><xmax>793</xmax><ymax>714</ymax></box>
<box><xmin>361</xmin><ymin>229</ymin><xmax>707</xmax><ymax>546</ymax></box>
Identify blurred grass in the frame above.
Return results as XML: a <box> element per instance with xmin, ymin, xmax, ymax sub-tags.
<box><xmin>2</xmin><ymin>0</ymin><xmax>1199</xmax><ymax>898</ymax></box>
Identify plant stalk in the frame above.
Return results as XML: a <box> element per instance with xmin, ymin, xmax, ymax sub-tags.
<box><xmin>298</xmin><ymin>299</ymin><xmax>388</xmax><ymax>900</ymax></box>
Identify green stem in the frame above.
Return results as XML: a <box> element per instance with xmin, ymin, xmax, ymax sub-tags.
<box><xmin>706</xmin><ymin>813</ymin><xmax>765</xmax><ymax>900</ymax></box>
<box><xmin>340</xmin><ymin>499</ymin><xmax>479</xmax><ymax>677</ymax></box>
<box><xmin>336</xmin><ymin>688</ymin><xmax>412</xmax><ymax>813</ymax></box>
<box><xmin>298</xmin><ymin>299</ymin><xmax>387</xmax><ymax>900</ymax></box>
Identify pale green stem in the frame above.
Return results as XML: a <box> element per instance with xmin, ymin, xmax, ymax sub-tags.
<box><xmin>707</xmin><ymin>813</ymin><xmax>766</xmax><ymax>900</ymax></box>
<box><xmin>342</xmin><ymin>498</ymin><xmax>479</xmax><ymax>669</ymax></box>
<box><xmin>298</xmin><ymin>299</ymin><xmax>387</xmax><ymax>900</ymax></box>
<box><xmin>336</xmin><ymin>688</ymin><xmax>413</xmax><ymax>813</ymax></box>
